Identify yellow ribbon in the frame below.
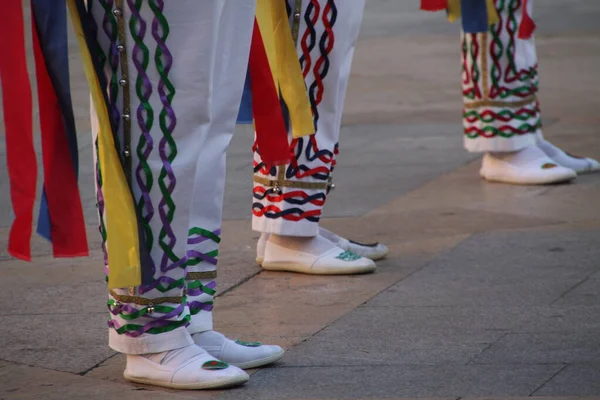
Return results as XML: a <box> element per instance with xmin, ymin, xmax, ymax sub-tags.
<box><xmin>256</xmin><ymin>0</ymin><xmax>315</xmax><ymax>138</ymax></box>
<box><xmin>485</xmin><ymin>0</ymin><xmax>500</xmax><ymax>26</ymax></box>
<box><xmin>68</xmin><ymin>0</ymin><xmax>141</xmax><ymax>289</ymax></box>
<box><xmin>447</xmin><ymin>0</ymin><xmax>461</xmax><ymax>22</ymax></box>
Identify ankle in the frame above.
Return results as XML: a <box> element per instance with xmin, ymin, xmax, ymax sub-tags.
<box><xmin>487</xmin><ymin>148</ymin><xmax>524</xmax><ymax>160</ymax></box>
<box><xmin>269</xmin><ymin>234</ymin><xmax>315</xmax><ymax>246</ymax></box>
<box><xmin>268</xmin><ymin>233</ymin><xmax>336</xmax><ymax>254</ymax></box>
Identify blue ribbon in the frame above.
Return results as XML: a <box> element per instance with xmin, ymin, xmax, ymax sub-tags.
<box><xmin>237</xmin><ymin>70</ymin><xmax>254</xmax><ymax>124</ymax></box>
<box><xmin>31</xmin><ymin>0</ymin><xmax>80</xmax><ymax>242</ymax></box>
<box><xmin>460</xmin><ymin>0</ymin><xmax>490</xmax><ymax>33</ymax></box>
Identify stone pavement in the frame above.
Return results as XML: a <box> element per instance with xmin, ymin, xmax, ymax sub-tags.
<box><xmin>1</xmin><ymin>1</ymin><xmax>600</xmax><ymax>399</ymax></box>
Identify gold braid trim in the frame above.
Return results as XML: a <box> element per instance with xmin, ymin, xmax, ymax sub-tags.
<box><xmin>109</xmin><ymin>290</ymin><xmax>183</xmax><ymax>305</ymax></box>
<box><xmin>253</xmin><ymin>175</ymin><xmax>330</xmax><ymax>190</ymax></box>
<box><xmin>186</xmin><ymin>271</ymin><xmax>217</xmax><ymax>280</ymax></box>
<box><xmin>481</xmin><ymin>32</ymin><xmax>490</xmax><ymax>101</ymax></box>
<box><xmin>464</xmin><ymin>96</ymin><xmax>538</xmax><ymax>110</ymax></box>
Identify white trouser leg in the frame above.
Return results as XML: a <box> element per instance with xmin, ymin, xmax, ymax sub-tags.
<box><xmin>462</xmin><ymin>0</ymin><xmax>539</xmax><ymax>153</ymax></box>
<box><xmin>185</xmin><ymin>0</ymin><xmax>256</xmax><ymax>335</ymax></box>
<box><xmin>87</xmin><ymin>0</ymin><xmax>254</xmax><ymax>355</ymax></box>
<box><xmin>252</xmin><ymin>0</ymin><xmax>365</xmax><ymax>236</ymax></box>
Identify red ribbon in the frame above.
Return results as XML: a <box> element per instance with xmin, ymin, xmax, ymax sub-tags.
<box><xmin>31</xmin><ymin>6</ymin><xmax>89</xmax><ymax>257</ymax></box>
<box><xmin>0</xmin><ymin>2</ymin><xmax>37</xmax><ymax>260</ymax></box>
<box><xmin>248</xmin><ymin>19</ymin><xmax>291</xmax><ymax>167</ymax></box>
<box><xmin>518</xmin><ymin>0</ymin><xmax>536</xmax><ymax>39</ymax></box>
<box><xmin>420</xmin><ymin>0</ymin><xmax>448</xmax><ymax>11</ymax></box>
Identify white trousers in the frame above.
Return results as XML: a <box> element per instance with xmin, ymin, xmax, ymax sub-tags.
<box><xmin>252</xmin><ymin>0</ymin><xmax>366</xmax><ymax>236</ymax></box>
<box><xmin>88</xmin><ymin>0</ymin><xmax>255</xmax><ymax>354</ymax></box>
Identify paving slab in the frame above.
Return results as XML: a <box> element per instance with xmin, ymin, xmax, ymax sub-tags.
<box><xmin>282</xmin><ymin>304</ymin><xmax>600</xmax><ymax>367</ymax></box>
<box><xmin>369</xmin><ymin>160</ymin><xmax>600</xmax><ymax>225</ymax></box>
<box><xmin>0</xmin><ymin>361</ymin><xmax>203</xmax><ymax>400</ymax></box>
<box><xmin>0</xmin><ymin>312</ymin><xmax>113</xmax><ymax>374</ymax></box>
<box><xmin>534</xmin><ymin>364</ymin><xmax>600</xmax><ymax>396</ymax></box>
<box><xmin>218</xmin><ymin>364</ymin><xmax>564</xmax><ymax>399</ymax></box>
<box><xmin>367</xmin><ymin>230</ymin><xmax>600</xmax><ymax>307</ymax></box>
<box><xmin>359</xmin><ymin>304</ymin><xmax>600</xmax><ymax>335</ymax></box>
<box><xmin>282</xmin><ymin>330</ymin><xmax>502</xmax><ymax>367</ymax></box>
<box><xmin>472</xmin><ymin>332</ymin><xmax>600</xmax><ymax>365</ymax></box>
<box><xmin>554</xmin><ymin>272</ymin><xmax>600</xmax><ymax>307</ymax></box>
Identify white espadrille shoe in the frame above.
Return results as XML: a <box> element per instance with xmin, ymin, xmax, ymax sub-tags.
<box><xmin>256</xmin><ymin>229</ymin><xmax>388</xmax><ymax>264</ymax></box>
<box><xmin>480</xmin><ymin>146</ymin><xmax>576</xmax><ymax>185</ymax></box>
<box><xmin>123</xmin><ymin>344</ymin><xmax>248</xmax><ymax>390</ymax></box>
<box><xmin>261</xmin><ymin>234</ymin><xmax>376</xmax><ymax>275</ymax></box>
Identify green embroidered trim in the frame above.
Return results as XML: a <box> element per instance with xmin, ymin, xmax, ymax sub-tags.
<box><xmin>154</xmin><ymin>277</ymin><xmax>186</xmax><ymax>293</ymax></box>
<box><xmin>489</xmin><ymin>0</ymin><xmax>538</xmax><ymax>99</ymax></box>
<box><xmin>235</xmin><ymin>340</ymin><xmax>263</xmax><ymax>348</ymax></box>
<box><xmin>112</xmin><ymin>315</ymin><xmax>190</xmax><ymax>335</ymax></box>
<box><xmin>187</xmin><ymin>280</ymin><xmax>216</xmax><ymax>296</ymax></box>
<box><xmin>186</xmin><ymin>250</ymin><xmax>219</xmax><ymax>267</ymax></box>
<box><xmin>464</xmin><ymin>119</ymin><xmax>541</xmax><ymax>139</ymax></box>
<box><xmin>335</xmin><ymin>251</ymin><xmax>362</xmax><ymax>262</ymax></box>
<box><xmin>463</xmin><ymin>108</ymin><xmax>539</xmax><ymax>123</ymax></box>
<box><xmin>202</xmin><ymin>360</ymin><xmax>229</xmax><ymax>370</ymax></box>
<box><xmin>130</xmin><ymin>0</ymin><xmax>156</xmax><ymax>253</ymax></box>
<box><xmin>463</xmin><ymin>33</ymin><xmax>481</xmax><ymax>101</ymax></box>
<box><xmin>149</xmin><ymin>0</ymin><xmax>180</xmax><ymax>268</ymax></box>
<box><xmin>188</xmin><ymin>227</ymin><xmax>222</xmax><ymax>244</ymax></box>
<box><xmin>189</xmin><ymin>301</ymin><xmax>214</xmax><ymax>316</ymax></box>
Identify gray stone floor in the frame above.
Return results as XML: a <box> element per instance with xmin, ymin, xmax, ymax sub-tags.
<box><xmin>1</xmin><ymin>2</ymin><xmax>600</xmax><ymax>399</ymax></box>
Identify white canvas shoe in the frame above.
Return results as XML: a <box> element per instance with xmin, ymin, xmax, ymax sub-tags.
<box><xmin>256</xmin><ymin>228</ymin><xmax>388</xmax><ymax>264</ymax></box>
<box><xmin>480</xmin><ymin>146</ymin><xmax>577</xmax><ymax>185</ymax></box>
<box><xmin>261</xmin><ymin>236</ymin><xmax>376</xmax><ymax>275</ymax></box>
<box><xmin>123</xmin><ymin>344</ymin><xmax>249</xmax><ymax>390</ymax></box>
<box><xmin>194</xmin><ymin>330</ymin><xmax>285</xmax><ymax>369</ymax></box>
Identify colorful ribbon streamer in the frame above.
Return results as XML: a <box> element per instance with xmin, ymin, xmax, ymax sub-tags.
<box><xmin>68</xmin><ymin>0</ymin><xmax>142</xmax><ymax>289</ymax></box>
<box><xmin>31</xmin><ymin>0</ymin><xmax>88</xmax><ymax>257</ymax></box>
<box><xmin>518</xmin><ymin>0</ymin><xmax>536</xmax><ymax>39</ymax></box>
<box><xmin>248</xmin><ymin>20</ymin><xmax>291</xmax><ymax>166</ymax></box>
<box><xmin>0</xmin><ymin>1</ymin><xmax>38</xmax><ymax>261</ymax></box>
<box><xmin>1</xmin><ymin>1</ymin><xmax>90</xmax><ymax>261</ymax></box>
<box><xmin>255</xmin><ymin>0</ymin><xmax>314</xmax><ymax>139</ymax></box>
<box><xmin>420</xmin><ymin>0</ymin><xmax>448</xmax><ymax>10</ymax></box>
<box><xmin>239</xmin><ymin>0</ymin><xmax>315</xmax><ymax>166</ymax></box>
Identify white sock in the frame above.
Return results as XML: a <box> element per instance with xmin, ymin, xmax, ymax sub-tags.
<box><xmin>318</xmin><ymin>227</ymin><xmax>341</xmax><ymax>245</ymax></box>
<box><xmin>269</xmin><ymin>233</ymin><xmax>337</xmax><ymax>256</ymax></box>
<box><xmin>489</xmin><ymin>145</ymin><xmax>552</xmax><ymax>166</ymax></box>
<box><xmin>194</xmin><ymin>331</ymin><xmax>227</xmax><ymax>358</ymax></box>
<box><xmin>142</xmin><ymin>344</ymin><xmax>207</xmax><ymax>365</ymax></box>
<box><xmin>536</xmin><ymin>138</ymin><xmax>564</xmax><ymax>159</ymax></box>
